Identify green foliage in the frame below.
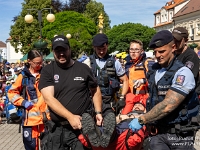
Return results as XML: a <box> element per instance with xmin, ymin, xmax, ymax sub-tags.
<box><xmin>42</xmin><ymin>11</ymin><xmax>97</xmax><ymax>55</ymax></box>
<box><xmin>51</xmin><ymin>0</ymin><xmax>90</xmax><ymax>13</ymax></box>
<box><xmin>83</xmin><ymin>0</ymin><xmax>111</xmax><ymax>33</ymax></box>
<box><xmin>106</xmin><ymin>23</ymin><xmax>156</xmax><ymax>53</ymax></box>
<box><xmin>189</xmin><ymin>43</ymin><xmax>198</xmax><ymax>49</ymax></box>
<box><xmin>9</xmin><ymin>0</ymin><xmax>52</xmax><ymax>54</ymax></box>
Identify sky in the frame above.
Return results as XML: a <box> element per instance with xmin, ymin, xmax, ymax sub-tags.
<box><xmin>0</xmin><ymin>0</ymin><xmax>167</xmax><ymax>43</ymax></box>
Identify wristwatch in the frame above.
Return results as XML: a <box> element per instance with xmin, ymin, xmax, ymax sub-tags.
<box><xmin>138</xmin><ymin>117</ymin><xmax>144</xmax><ymax>125</ymax></box>
<box><xmin>95</xmin><ymin>111</ymin><xmax>102</xmax><ymax>115</ymax></box>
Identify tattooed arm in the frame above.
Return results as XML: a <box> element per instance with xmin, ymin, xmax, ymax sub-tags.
<box><xmin>140</xmin><ymin>89</ymin><xmax>185</xmax><ymax>124</ymax></box>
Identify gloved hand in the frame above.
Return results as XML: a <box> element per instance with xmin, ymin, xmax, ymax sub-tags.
<box><xmin>134</xmin><ymin>79</ymin><xmax>144</xmax><ymax>88</ymax></box>
<box><xmin>24</xmin><ymin>101</ymin><xmax>34</xmax><ymax>110</ymax></box>
<box><xmin>77</xmin><ymin>55</ymin><xmax>88</xmax><ymax>62</ymax></box>
<box><xmin>129</xmin><ymin>118</ymin><xmax>143</xmax><ymax>132</ymax></box>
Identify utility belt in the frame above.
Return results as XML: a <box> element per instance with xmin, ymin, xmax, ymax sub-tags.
<box><xmin>102</xmin><ymin>95</ymin><xmax>113</xmax><ymax>103</ymax></box>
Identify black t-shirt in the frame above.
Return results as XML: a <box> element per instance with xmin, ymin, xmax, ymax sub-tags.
<box><xmin>38</xmin><ymin>61</ymin><xmax>98</xmax><ymax>122</ymax></box>
<box><xmin>177</xmin><ymin>47</ymin><xmax>199</xmax><ymax>84</ymax></box>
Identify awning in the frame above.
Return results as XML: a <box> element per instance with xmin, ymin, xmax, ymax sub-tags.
<box><xmin>20</xmin><ymin>53</ymin><xmax>28</xmax><ymax>61</ymax></box>
<box><xmin>45</xmin><ymin>52</ymin><xmax>54</xmax><ymax>60</ymax></box>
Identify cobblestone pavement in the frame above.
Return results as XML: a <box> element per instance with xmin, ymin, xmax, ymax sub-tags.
<box><xmin>1</xmin><ymin>120</ymin><xmax>200</xmax><ymax>150</ymax></box>
<box><xmin>0</xmin><ymin>122</ymin><xmax>25</xmax><ymax>150</ymax></box>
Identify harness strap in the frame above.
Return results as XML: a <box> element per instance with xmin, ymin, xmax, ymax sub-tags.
<box><xmin>125</xmin><ymin>129</ymin><xmax>132</xmax><ymax>150</ymax></box>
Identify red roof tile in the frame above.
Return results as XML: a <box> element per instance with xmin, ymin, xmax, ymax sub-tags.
<box><xmin>154</xmin><ymin>0</ymin><xmax>187</xmax><ymax>14</ymax></box>
<box><xmin>0</xmin><ymin>41</ymin><xmax>6</xmax><ymax>47</ymax></box>
<box><xmin>173</xmin><ymin>0</ymin><xmax>200</xmax><ymax>18</ymax></box>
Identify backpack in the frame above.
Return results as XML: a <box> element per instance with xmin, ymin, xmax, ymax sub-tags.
<box><xmin>5</xmin><ymin>71</ymin><xmax>28</xmax><ymax>124</ymax></box>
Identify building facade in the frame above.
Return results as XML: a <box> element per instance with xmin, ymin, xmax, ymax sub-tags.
<box><xmin>154</xmin><ymin>0</ymin><xmax>200</xmax><ymax>47</ymax></box>
<box><xmin>6</xmin><ymin>37</ymin><xmax>23</xmax><ymax>63</ymax></box>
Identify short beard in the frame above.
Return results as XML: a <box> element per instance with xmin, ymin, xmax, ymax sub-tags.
<box><xmin>55</xmin><ymin>59</ymin><xmax>71</xmax><ymax>69</ymax></box>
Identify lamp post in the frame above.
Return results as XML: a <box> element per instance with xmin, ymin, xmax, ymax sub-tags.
<box><xmin>25</xmin><ymin>8</ymin><xmax>55</xmax><ymax>38</ymax></box>
<box><xmin>24</xmin><ymin>8</ymin><xmax>55</xmax><ymax>50</ymax></box>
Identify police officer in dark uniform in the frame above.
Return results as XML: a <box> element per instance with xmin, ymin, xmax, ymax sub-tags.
<box><xmin>128</xmin><ymin>30</ymin><xmax>200</xmax><ymax>150</ymax></box>
<box><xmin>81</xmin><ymin>34</ymin><xmax>129</xmax><ymax>148</ymax></box>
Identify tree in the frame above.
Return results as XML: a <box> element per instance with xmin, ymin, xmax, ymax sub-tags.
<box><xmin>9</xmin><ymin>0</ymin><xmax>52</xmax><ymax>54</ymax></box>
<box><xmin>106</xmin><ymin>23</ymin><xmax>156</xmax><ymax>53</ymax></box>
<box><xmin>83</xmin><ymin>0</ymin><xmax>111</xmax><ymax>33</ymax></box>
<box><xmin>51</xmin><ymin>0</ymin><xmax>90</xmax><ymax>13</ymax></box>
<box><xmin>42</xmin><ymin>11</ymin><xmax>97</xmax><ymax>56</ymax></box>
<box><xmin>51</xmin><ymin>0</ymin><xmax>65</xmax><ymax>13</ymax></box>
<box><xmin>68</xmin><ymin>0</ymin><xmax>90</xmax><ymax>13</ymax></box>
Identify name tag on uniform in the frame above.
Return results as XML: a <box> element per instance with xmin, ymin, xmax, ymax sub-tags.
<box><xmin>158</xmin><ymin>91</ymin><xmax>167</xmax><ymax>95</ymax></box>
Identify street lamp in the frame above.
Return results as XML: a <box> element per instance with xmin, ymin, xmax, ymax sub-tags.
<box><xmin>25</xmin><ymin>8</ymin><xmax>55</xmax><ymax>38</ymax></box>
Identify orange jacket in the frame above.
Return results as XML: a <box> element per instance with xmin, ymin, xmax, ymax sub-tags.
<box><xmin>7</xmin><ymin>71</ymin><xmax>49</xmax><ymax>126</ymax></box>
<box><xmin>128</xmin><ymin>59</ymin><xmax>149</xmax><ymax>94</ymax></box>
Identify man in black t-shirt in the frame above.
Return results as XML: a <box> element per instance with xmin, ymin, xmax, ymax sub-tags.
<box><xmin>38</xmin><ymin>35</ymin><xmax>103</xmax><ymax>150</ymax></box>
<box><xmin>172</xmin><ymin>27</ymin><xmax>200</xmax><ymax>92</ymax></box>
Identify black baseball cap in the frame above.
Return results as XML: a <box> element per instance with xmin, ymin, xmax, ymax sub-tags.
<box><xmin>149</xmin><ymin>30</ymin><xmax>174</xmax><ymax>49</ymax></box>
<box><xmin>92</xmin><ymin>34</ymin><xmax>108</xmax><ymax>47</ymax></box>
<box><xmin>52</xmin><ymin>35</ymin><xmax>70</xmax><ymax>50</ymax></box>
<box><xmin>172</xmin><ymin>27</ymin><xmax>189</xmax><ymax>41</ymax></box>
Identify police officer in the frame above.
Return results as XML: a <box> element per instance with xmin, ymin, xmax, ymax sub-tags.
<box><xmin>128</xmin><ymin>30</ymin><xmax>200</xmax><ymax>150</ymax></box>
<box><xmin>83</xmin><ymin>33</ymin><xmax>129</xmax><ymax>147</ymax></box>
<box><xmin>172</xmin><ymin>27</ymin><xmax>200</xmax><ymax>97</ymax></box>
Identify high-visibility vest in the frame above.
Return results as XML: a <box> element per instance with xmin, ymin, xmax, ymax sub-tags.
<box><xmin>8</xmin><ymin>72</ymin><xmax>50</xmax><ymax>126</ymax></box>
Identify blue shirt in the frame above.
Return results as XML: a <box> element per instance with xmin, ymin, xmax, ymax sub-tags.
<box><xmin>95</xmin><ymin>58</ymin><xmax>125</xmax><ymax>76</ymax></box>
<box><xmin>155</xmin><ymin>66</ymin><xmax>195</xmax><ymax>95</ymax></box>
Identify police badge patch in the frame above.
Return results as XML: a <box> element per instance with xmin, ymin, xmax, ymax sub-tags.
<box><xmin>185</xmin><ymin>61</ymin><xmax>194</xmax><ymax>70</ymax></box>
<box><xmin>175</xmin><ymin>75</ymin><xmax>185</xmax><ymax>86</ymax></box>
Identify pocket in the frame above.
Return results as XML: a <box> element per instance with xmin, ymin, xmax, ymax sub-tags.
<box><xmin>109</xmin><ymin>78</ymin><xmax>120</xmax><ymax>89</ymax></box>
<box><xmin>23</xmin><ymin>126</ymin><xmax>32</xmax><ymax>142</ymax></box>
<box><xmin>40</xmin><ymin>131</ymin><xmax>51</xmax><ymax>150</ymax></box>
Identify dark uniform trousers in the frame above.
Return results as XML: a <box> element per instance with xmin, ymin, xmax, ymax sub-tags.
<box><xmin>49</xmin><ymin>124</ymin><xmax>90</xmax><ymax>150</ymax></box>
<box><xmin>149</xmin><ymin>132</ymin><xmax>195</xmax><ymax>150</ymax></box>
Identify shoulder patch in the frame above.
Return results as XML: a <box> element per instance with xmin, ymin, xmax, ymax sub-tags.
<box><xmin>175</xmin><ymin>75</ymin><xmax>185</xmax><ymax>86</ymax></box>
<box><xmin>185</xmin><ymin>61</ymin><xmax>194</xmax><ymax>70</ymax></box>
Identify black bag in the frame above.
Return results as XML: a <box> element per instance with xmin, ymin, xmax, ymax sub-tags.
<box><xmin>40</xmin><ymin>113</ymin><xmax>55</xmax><ymax>150</ymax></box>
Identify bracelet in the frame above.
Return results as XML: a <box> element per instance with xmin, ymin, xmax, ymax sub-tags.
<box><xmin>95</xmin><ymin>111</ymin><xmax>102</xmax><ymax>114</ymax></box>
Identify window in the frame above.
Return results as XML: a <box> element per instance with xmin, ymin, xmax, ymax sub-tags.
<box><xmin>190</xmin><ymin>25</ymin><xmax>194</xmax><ymax>35</ymax></box>
<box><xmin>157</xmin><ymin>16</ymin><xmax>160</xmax><ymax>24</ymax></box>
<box><xmin>197</xmin><ymin>23</ymin><xmax>200</xmax><ymax>35</ymax></box>
<box><xmin>162</xmin><ymin>15</ymin><xmax>164</xmax><ymax>22</ymax></box>
<box><xmin>169</xmin><ymin>12</ymin><xmax>172</xmax><ymax>20</ymax></box>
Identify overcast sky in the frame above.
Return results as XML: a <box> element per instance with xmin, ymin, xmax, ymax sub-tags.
<box><xmin>0</xmin><ymin>0</ymin><xmax>167</xmax><ymax>42</ymax></box>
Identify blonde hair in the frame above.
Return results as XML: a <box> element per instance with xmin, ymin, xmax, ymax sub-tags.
<box><xmin>130</xmin><ymin>39</ymin><xmax>143</xmax><ymax>49</ymax></box>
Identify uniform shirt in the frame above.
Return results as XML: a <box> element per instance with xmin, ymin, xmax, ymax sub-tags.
<box><xmin>95</xmin><ymin>58</ymin><xmax>125</xmax><ymax>76</ymax></box>
<box><xmin>176</xmin><ymin>47</ymin><xmax>199</xmax><ymax>83</ymax></box>
<box><xmin>38</xmin><ymin>61</ymin><xmax>98</xmax><ymax>122</ymax></box>
<box><xmin>155</xmin><ymin>66</ymin><xmax>195</xmax><ymax>96</ymax></box>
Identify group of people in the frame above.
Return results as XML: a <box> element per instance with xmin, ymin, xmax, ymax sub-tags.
<box><xmin>3</xmin><ymin>26</ymin><xmax>200</xmax><ymax>150</ymax></box>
